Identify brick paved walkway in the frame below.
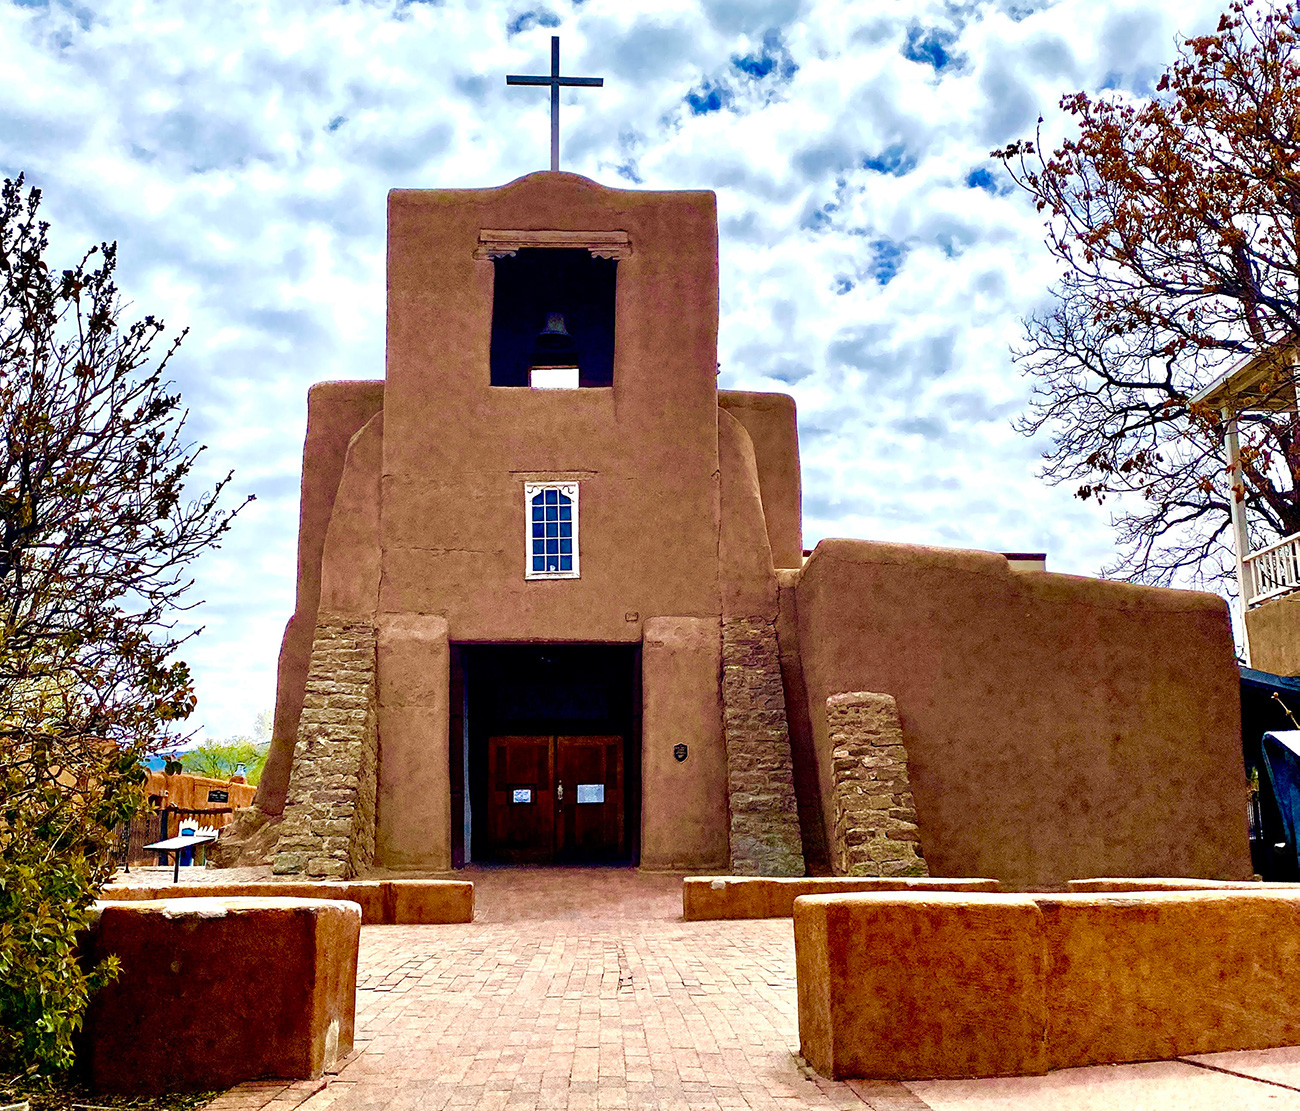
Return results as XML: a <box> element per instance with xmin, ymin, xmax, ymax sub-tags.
<box><xmin>201</xmin><ymin>867</ymin><xmax>1300</xmax><ymax>1111</ymax></box>
<box><xmin>205</xmin><ymin>867</ymin><xmax>911</xmax><ymax>1111</ymax></box>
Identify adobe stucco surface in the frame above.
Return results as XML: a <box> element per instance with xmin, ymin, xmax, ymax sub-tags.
<box><xmin>794</xmin><ymin>888</ymin><xmax>1300</xmax><ymax>1081</ymax></box>
<box><xmin>789</xmin><ymin>539</ymin><xmax>1250</xmax><ymax>890</ymax></box>
<box><xmin>640</xmin><ymin>616</ymin><xmax>730</xmax><ymax>871</ymax></box>
<box><xmin>258</xmin><ymin>382</ymin><xmax>384</xmax><ymax>816</ymax></box>
<box><xmin>246</xmin><ymin>170</ymin><xmax>1251</xmax><ymax>891</ymax></box>
<box><xmin>1246</xmin><ymin>589</ymin><xmax>1300</xmax><ymax>675</ymax></box>
<box><xmin>83</xmin><ymin>898</ymin><xmax>359</xmax><ymax>1094</ymax></box>
<box><xmin>378</xmin><ymin>175</ymin><xmax>720</xmax><ymax>642</ymax></box>
<box><xmin>1037</xmin><ymin>891</ymin><xmax>1300</xmax><ymax>1069</ymax></box>
<box><xmin>795</xmin><ymin>892</ymin><xmax>1049</xmax><ymax>1081</ymax></box>
<box><xmin>717</xmin><ymin>390</ymin><xmax>802</xmax><ymax>570</ymax></box>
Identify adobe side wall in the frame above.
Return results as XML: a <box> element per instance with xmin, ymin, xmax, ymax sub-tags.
<box><xmin>775</xmin><ymin>568</ymin><xmax>830</xmax><ymax>872</ymax></box>
<box><xmin>718</xmin><ymin>390</ymin><xmax>802</xmax><ymax>569</ymax></box>
<box><xmin>319</xmin><ymin>412</ymin><xmax>384</xmax><ymax>617</ymax></box>
<box><xmin>793</xmin><ymin>539</ymin><xmax>1250</xmax><ymax>890</ymax></box>
<box><xmin>1245</xmin><ymin>591</ymin><xmax>1300</xmax><ymax>676</ymax></box>
<box><xmin>641</xmin><ymin>617</ymin><xmax>729</xmax><ymax>871</ymax></box>
<box><xmin>256</xmin><ymin>381</ymin><xmax>384</xmax><ymax>815</ymax></box>
<box><xmin>717</xmin><ymin>408</ymin><xmax>803</xmax><ymax>875</ymax></box>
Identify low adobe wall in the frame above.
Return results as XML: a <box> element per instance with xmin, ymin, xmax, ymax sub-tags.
<box><xmin>795</xmin><ymin>889</ymin><xmax>1300</xmax><ymax>1080</ymax></box>
<box><xmin>99</xmin><ymin>879</ymin><xmax>473</xmax><ymax>924</ymax></box>
<box><xmin>683</xmin><ymin>876</ymin><xmax>999</xmax><ymax>920</ymax></box>
<box><xmin>1037</xmin><ymin>891</ymin><xmax>1300</xmax><ymax>1070</ymax></box>
<box><xmin>82</xmin><ymin>898</ymin><xmax>359</xmax><ymax>1094</ymax></box>
<box><xmin>1245</xmin><ymin>589</ymin><xmax>1300</xmax><ymax>677</ymax></box>
<box><xmin>792</xmin><ymin>540</ymin><xmax>1249</xmax><ymax>890</ymax></box>
<box><xmin>143</xmin><ymin>770</ymin><xmax>256</xmax><ymax>813</ymax></box>
<box><xmin>1067</xmin><ymin>877</ymin><xmax>1299</xmax><ymax>892</ymax></box>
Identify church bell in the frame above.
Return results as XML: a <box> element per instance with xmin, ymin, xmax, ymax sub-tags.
<box><xmin>531</xmin><ymin>311</ymin><xmax>580</xmax><ymax>367</ymax></box>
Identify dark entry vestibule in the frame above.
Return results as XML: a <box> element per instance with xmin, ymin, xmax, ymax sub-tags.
<box><xmin>451</xmin><ymin>644</ymin><xmax>641</xmax><ymax>866</ymax></box>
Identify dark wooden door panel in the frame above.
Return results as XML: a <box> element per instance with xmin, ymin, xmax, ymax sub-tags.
<box><xmin>487</xmin><ymin>735</ymin><xmax>555</xmax><ymax>863</ymax></box>
<box><xmin>556</xmin><ymin>735</ymin><xmax>624</xmax><ymax>861</ymax></box>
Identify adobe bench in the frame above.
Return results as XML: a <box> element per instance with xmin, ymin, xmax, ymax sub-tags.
<box><xmin>82</xmin><ymin>897</ymin><xmax>358</xmax><ymax>1094</ymax></box>
<box><xmin>682</xmin><ymin>875</ymin><xmax>1000</xmax><ymax>919</ymax></box>
<box><xmin>795</xmin><ymin>888</ymin><xmax>1300</xmax><ymax>1080</ymax></box>
<box><xmin>99</xmin><ymin>877</ymin><xmax>473</xmax><ymax>924</ymax></box>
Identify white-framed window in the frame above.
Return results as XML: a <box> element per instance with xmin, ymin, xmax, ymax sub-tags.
<box><xmin>524</xmin><ymin>482</ymin><xmax>580</xmax><ymax>580</ymax></box>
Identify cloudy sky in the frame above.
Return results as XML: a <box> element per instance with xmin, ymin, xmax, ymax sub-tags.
<box><xmin>0</xmin><ymin>0</ymin><xmax>1235</xmax><ymax>742</ymax></box>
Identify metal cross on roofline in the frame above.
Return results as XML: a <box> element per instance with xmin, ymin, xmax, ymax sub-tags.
<box><xmin>506</xmin><ymin>36</ymin><xmax>603</xmax><ymax>173</ymax></box>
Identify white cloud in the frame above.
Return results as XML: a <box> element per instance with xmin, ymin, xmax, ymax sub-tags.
<box><xmin>0</xmin><ymin>0</ymin><xmax>1233</xmax><ymax>739</ymax></box>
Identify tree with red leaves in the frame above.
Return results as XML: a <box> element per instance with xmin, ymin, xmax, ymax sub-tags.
<box><xmin>998</xmin><ymin>1</ymin><xmax>1300</xmax><ymax>587</ymax></box>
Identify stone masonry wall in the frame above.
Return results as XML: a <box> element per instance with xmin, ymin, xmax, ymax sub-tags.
<box><xmin>272</xmin><ymin>615</ymin><xmax>378</xmax><ymax>878</ymax></box>
<box><xmin>722</xmin><ymin>617</ymin><xmax>805</xmax><ymax>876</ymax></box>
<box><xmin>827</xmin><ymin>691</ymin><xmax>928</xmax><ymax>877</ymax></box>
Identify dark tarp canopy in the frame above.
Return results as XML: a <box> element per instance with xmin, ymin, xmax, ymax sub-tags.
<box><xmin>1261</xmin><ymin>730</ymin><xmax>1300</xmax><ymax>874</ymax></box>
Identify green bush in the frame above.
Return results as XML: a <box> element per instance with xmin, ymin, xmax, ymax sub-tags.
<box><xmin>0</xmin><ymin>833</ymin><xmax>119</xmax><ymax>1072</ymax></box>
<box><xmin>0</xmin><ymin>745</ymin><xmax>144</xmax><ymax>1074</ymax></box>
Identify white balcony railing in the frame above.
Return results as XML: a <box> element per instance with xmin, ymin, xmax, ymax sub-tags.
<box><xmin>1246</xmin><ymin>531</ymin><xmax>1300</xmax><ymax>606</ymax></box>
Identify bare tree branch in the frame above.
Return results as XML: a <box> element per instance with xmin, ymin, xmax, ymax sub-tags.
<box><xmin>996</xmin><ymin>1</ymin><xmax>1300</xmax><ymax>590</ymax></box>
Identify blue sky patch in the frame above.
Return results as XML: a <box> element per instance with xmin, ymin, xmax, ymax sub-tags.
<box><xmin>965</xmin><ymin>167</ymin><xmax>998</xmax><ymax>193</ymax></box>
<box><xmin>731</xmin><ymin>30</ymin><xmax>798</xmax><ymax>82</ymax></box>
<box><xmin>871</xmin><ymin>238</ymin><xmax>907</xmax><ymax>285</ymax></box>
<box><xmin>863</xmin><ymin>143</ymin><xmax>916</xmax><ymax>177</ymax></box>
<box><xmin>686</xmin><ymin>80</ymin><xmax>733</xmax><ymax>115</ymax></box>
<box><xmin>801</xmin><ymin>200</ymin><xmax>838</xmax><ymax>232</ymax></box>
<box><xmin>903</xmin><ymin>24</ymin><xmax>960</xmax><ymax>73</ymax></box>
<box><xmin>507</xmin><ymin>9</ymin><xmax>561</xmax><ymax>37</ymax></box>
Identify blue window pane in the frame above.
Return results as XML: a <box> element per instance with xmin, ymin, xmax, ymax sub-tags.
<box><xmin>528</xmin><ymin>487</ymin><xmax>577</xmax><ymax>576</ymax></box>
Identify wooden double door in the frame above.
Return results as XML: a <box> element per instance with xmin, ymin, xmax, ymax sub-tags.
<box><xmin>486</xmin><ymin>735</ymin><xmax>625</xmax><ymax>863</ymax></box>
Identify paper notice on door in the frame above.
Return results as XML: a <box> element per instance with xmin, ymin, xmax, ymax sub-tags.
<box><xmin>576</xmin><ymin>783</ymin><xmax>605</xmax><ymax>804</ymax></box>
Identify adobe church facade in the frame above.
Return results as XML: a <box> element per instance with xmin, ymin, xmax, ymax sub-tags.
<box><xmin>248</xmin><ymin>171</ymin><xmax>1252</xmax><ymax>889</ymax></box>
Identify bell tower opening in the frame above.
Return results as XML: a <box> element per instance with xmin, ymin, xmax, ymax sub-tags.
<box><xmin>489</xmin><ymin>248</ymin><xmax>617</xmax><ymax>388</ymax></box>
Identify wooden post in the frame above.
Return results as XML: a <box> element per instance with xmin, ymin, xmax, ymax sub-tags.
<box><xmin>1223</xmin><ymin>407</ymin><xmax>1253</xmax><ymax>666</ymax></box>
